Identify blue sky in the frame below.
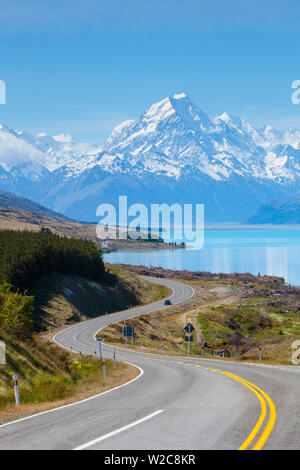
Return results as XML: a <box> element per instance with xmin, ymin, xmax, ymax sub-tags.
<box><xmin>0</xmin><ymin>0</ymin><xmax>300</xmax><ymax>142</ymax></box>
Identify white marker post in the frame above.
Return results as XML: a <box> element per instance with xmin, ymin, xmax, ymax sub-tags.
<box><xmin>13</xmin><ymin>375</ymin><xmax>20</xmax><ymax>406</ymax></box>
<box><xmin>97</xmin><ymin>338</ymin><xmax>103</xmax><ymax>360</ymax></box>
<box><xmin>188</xmin><ymin>325</ymin><xmax>191</xmax><ymax>357</ymax></box>
<box><xmin>113</xmin><ymin>348</ymin><xmax>116</xmax><ymax>368</ymax></box>
<box><xmin>103</xmin><ymin>359</ymin><xmax>106</xmax><ymax>379</ymax></box>
<box><xmin>259</xmin><ymin>347</ymin><xmax>262</xmax><ymax>361</ymax></box>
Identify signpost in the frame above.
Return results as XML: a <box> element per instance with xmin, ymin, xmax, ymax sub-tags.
<box><xmin>184</xmin><ymin>323</ymin><xmax>195</xmax><ymax>357</ymax></box>
<box><xmin>96</xmin><ymin>337</ymin><xmax>103</xmax><ymax>360</ymax></box>
<box><xmin>124</xmin><ymin>326</ymin><xmax>134</xmax><ymax>345</ymax></box>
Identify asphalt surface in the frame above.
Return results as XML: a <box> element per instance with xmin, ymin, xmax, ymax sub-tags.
<box><xmin>0</xmin><ymin>276</ymin><xmax>299</xmax><ymax>450</ymax></box>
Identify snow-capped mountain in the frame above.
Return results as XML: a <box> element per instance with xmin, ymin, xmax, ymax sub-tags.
<box><xmin>1</xmin><ymin>93</ymin><xmax>300</xmax><ymax>222</ymax></box>
<box><xmin>0</xmin><ymin>124</ymin><xmax>98</xmax><ymax>174</ymax></box>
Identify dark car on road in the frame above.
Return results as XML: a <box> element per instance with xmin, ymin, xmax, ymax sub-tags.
<box><xmin>164</xmin><ymin>299</ymin><xmax>172</xmax><ymax>305</ymax></box>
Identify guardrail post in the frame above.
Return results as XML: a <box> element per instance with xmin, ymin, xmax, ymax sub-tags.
<box><xmin>13</xmin><ymin>375</ymin><xmax>20</xmax><ymax>406</ymax></box>
<box><xmin>103</xmin><ymin>359</ymin><xmax>106</xmax><ymax>379</ymax></box>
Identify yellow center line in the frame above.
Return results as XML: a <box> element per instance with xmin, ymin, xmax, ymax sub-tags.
<box><xmin>209</xmin><ymin>369</ymin><xmax>269</xmax><ymax>450</ymax></box>
<box><xmin>173</xmin><ymin>361</ymin><xmax>276</xmax><ymax>450</ymax></box>
<box><xmin>224</xmin><ymin>371</ymin><xmax>277</xmax><ymax>450</ymax></box>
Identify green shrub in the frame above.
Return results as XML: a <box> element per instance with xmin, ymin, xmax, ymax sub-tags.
<box><xmin>0</xmin><ymin>283</ymin><xmax>34</xmax><ymax>338</ymax></box>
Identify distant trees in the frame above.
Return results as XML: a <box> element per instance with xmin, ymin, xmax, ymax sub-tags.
<box><xmin>0</xmin><ymin>230</ymin><xmax>106</xmax><ymax>338</ymax></box>
<box><xmin>0</xmin><ymin>230</ymin><xmax>105</xmax><ymax>292</ymax></box>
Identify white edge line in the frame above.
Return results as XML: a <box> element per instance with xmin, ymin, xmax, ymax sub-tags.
<box><xmin>0</xmin><ymin>363</ymin><xmax>144</xmax><ymax>429</ymax></box>
<box><xmin>74</xmin><ymin>409</ymin><xmax>164</xmax><ymax>450</ymax></box>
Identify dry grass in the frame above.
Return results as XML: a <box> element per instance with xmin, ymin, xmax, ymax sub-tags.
<box><xmin>0</xmin><ymin>358</ymin><xmax>138</xmax><ymax>425</ymax></box>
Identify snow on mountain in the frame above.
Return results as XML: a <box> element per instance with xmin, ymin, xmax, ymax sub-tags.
<box><xmin>0</xmin><ymin>124</ymin><xmax>47</xmax><ymax>181</ymax></box>
<box><xmin>0</xmin><ymin>124</ymin><xmax>98</xmax><ymax>178</ymax></box>
<box><xmin>2</xmin><ymin>93</ymin><xmax>300</xmax><ymax>222</ymax></box>
<box><xmin>73</xmin><ymin>93</ymin><xmax>300</xmax><ymax>183</ymax></box>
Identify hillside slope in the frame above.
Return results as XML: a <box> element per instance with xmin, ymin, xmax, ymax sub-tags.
<box><xmin>0</xmin><ymin>189</ymin><xmax>69</xmax><ymax>220</ymax></box>
<box><xmin>31</xmin><ymin>266</ymin><xmax>169</xmax><ymax>331</ymax></box>
<box><xmin>247</xmin><ymin>197</ymin><xmax>300</xmax><ymax>224</ymax></box>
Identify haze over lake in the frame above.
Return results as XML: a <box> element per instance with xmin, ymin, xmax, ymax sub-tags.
<box><xmin>104</xmin><ymin>228</ymin><xmax>300</xmax><ymax>286</ymax></box>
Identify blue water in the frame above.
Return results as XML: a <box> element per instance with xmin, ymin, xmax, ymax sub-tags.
<box><xmin>103</xmin><ymin>229</ymin><xmax>300</xmax><ymax>286</ymax></box>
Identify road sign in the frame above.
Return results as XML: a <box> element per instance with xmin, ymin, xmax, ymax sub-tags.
<box><xmin>185</xmin><ymin>335</ymin><xmax>193</xmax><ymax>342</ymax></box>
<box><xmin>184</xmin><ymin>323</ymin><xmax>195</xmax><ymax>333</ymax></box>
<box><xmin>184</xmin><ymin>323</ymin><xmax>194</xmax><ymax>357</ymax></box>
<box><xmin>124</xmin><ymin>326</ymin><xmax>134</xmax><ymax>337</ymax></box>
<box><xmin>96</xmin><ymin>338</ymin><xmax>103</xmax><ymax>342</ymax></box>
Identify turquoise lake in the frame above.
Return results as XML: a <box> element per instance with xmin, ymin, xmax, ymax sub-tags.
<box><xmin>103</xmin><ymin>228</ymin><xmax>300</xmax><ymax>286</ymax></box>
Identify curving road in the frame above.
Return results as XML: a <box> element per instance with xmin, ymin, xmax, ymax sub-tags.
<box><xmin>0</xmin><ymin>276</ymin><xmax>299</xmax><ymax>450</ymax></box>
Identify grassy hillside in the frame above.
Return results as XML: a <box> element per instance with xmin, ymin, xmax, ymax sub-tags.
<box><xmin>0</xmin><ymin>334</ymin><xmax>138</xmax><ymax>424</ymax></box>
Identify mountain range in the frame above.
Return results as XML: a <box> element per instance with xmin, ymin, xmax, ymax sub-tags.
<box><xmin>0</xmin><ymin>93</ymin><xmax>300</xmax><ymax>222</ymax></box>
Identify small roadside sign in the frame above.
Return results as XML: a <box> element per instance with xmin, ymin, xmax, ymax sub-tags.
<box><xmin>124</xmin><ymin>326</ymin><xmax>134</xmax><ymax>337</ymax></box>
<box><xmin>184</xmin><ymin>323</ymin><xmax>195</xmax><ymax>357</ymax></box>
<box><xmin>184</xmin><ymin>323</ymin><xmax>195</xmax><ymax>333</ymax></box>
<box><xmin>185</xmin><ymin>335</ymin><xmax>193</xmax><ymax>342</ymax></box>
<box><xmin>96</xmin><ymin>338</ymin><xmax>103</xmax><ymax>342</ymax></box>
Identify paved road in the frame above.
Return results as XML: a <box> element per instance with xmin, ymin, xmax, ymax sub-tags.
<box><xmin>0</xmin><ymin>277</ymin><xmax>299</xmax><ymax>450</ymax></box>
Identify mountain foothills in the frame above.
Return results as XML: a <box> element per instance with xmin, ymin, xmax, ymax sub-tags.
<box><xmin>248</xmin><ymin>196</ymin><xmax>300</xmax><ymax>224</ymax></box>
<box><xmin>1</xmin><ymin>93</ymin><xmax>300</xmax><ymax>222</ymax></box>
<box><xmin>0</xmin><ymin>189</ymin><xmax>69</xmax><ymax>220</ymax></box>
